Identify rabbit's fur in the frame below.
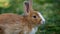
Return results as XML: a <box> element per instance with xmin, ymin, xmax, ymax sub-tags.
<box><xmin>0</xmin><ymin>0</ymin><xmax>45</xmax><ymax>34</ymax></box>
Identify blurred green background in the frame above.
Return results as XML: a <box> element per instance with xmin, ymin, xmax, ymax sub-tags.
<box><xmin>0</xmin><ymin>0</ymin><xmax>60</xmax><ymax>34</ymax></box>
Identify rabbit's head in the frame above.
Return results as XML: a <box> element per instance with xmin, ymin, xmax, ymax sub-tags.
<box><xmin>23</xmin><ymin>1</ymin><xmax>45</xmax><ymax>26</ymax></box>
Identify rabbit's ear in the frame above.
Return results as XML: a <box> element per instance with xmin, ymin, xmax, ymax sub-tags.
<box><xmin>24</xmin><ymin>1</ymin><xmax>29</xmax><ymax>13</ymax></box>
<box><xmin>24</xmin><ymin>0</ymin><xmax>33</xmax><ymax>15</ymax></box>
<box><xmin>29</xmin><ymin>0</ymin><xmax>33</xmax><ymax>10</ymax></box>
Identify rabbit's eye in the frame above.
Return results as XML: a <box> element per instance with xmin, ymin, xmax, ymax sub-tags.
<box><xmin>33</xmin><ymin>16</ymin><xmax>36</xmax><ymax>18</ymax></box>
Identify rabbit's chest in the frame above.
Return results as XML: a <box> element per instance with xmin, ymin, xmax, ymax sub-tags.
<box><xmin>29</xmin><ymin>27</ymin><xmax>38</xmax><ymax>34</ymax></box>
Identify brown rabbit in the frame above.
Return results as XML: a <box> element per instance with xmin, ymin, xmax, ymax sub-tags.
<box><xmin>0</xmin><ymin>0</ymin><xmax>45</xmax><ymax>34</ymax></box>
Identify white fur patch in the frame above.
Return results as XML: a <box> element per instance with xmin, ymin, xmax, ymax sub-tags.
<box><xmin>29</xmin><ymin>27</ymin><xmax>38</xmax><ymax>34</ymax></box>
<box><xmin>37</xmin><ymin>12</ymin><xmax>45</xmax><ymax>24</ymax></box>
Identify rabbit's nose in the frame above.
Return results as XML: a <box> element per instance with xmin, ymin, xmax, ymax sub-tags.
<box><xmin>40</xmin><ymin>15</ymin><xmax>45</xmax><ymax>24</ymax></box>
<box><xmin>41</xmin><ymin>19</ymin><xmax>45</xmax><ymax>24</ymax></box>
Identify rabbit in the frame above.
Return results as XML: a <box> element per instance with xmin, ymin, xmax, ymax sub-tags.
<box><xmin>0</xmin><ymin>0</ymin><xmax>45</xmax><ymax>34</ymax></box>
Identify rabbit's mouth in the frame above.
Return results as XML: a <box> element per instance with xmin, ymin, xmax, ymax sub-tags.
<box><xmin>41</xmin><ymin>20</ymin><xmax>45</xmax><ymax>24</ymax></box>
